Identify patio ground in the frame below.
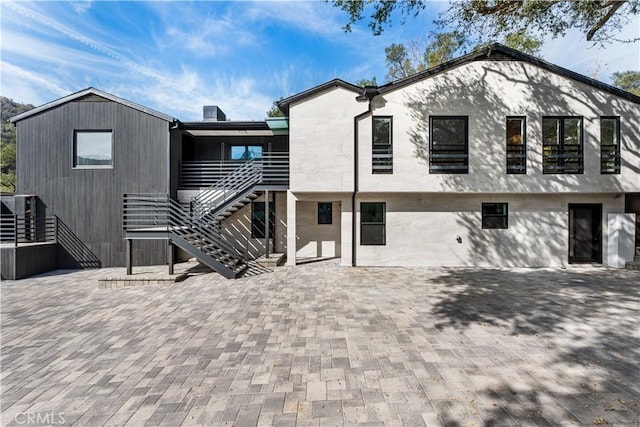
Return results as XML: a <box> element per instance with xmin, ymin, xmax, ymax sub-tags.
<box><xmin>1</xmin><ymin>261</ymin><xmax>639</xmax><ymax>426</ymax></box>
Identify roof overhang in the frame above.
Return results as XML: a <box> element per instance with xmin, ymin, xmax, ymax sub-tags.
<box><xmin>179</xmin><ymin>120</ymin><xmax>284</xmax><ymax>137</ymax></box>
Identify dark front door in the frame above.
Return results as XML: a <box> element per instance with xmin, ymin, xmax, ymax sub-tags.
<box><xmin>569</xmin><ymin>204</ymin><xmax>602</xmax><ymax>263</ymax></box>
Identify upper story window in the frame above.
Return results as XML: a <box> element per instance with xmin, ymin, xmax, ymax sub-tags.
<box><xmin>372</xmin><ymin>116</ymin><xmax>393</xmax><ymax>174</ymax></box>
<box><xmin>600</xmin><ymin>117</ymin><xmax>620</xmax><ymax>174</ymax></box>
<box><xmin>542</xmin><ymin>117</ymin><xmax>583</xmax><ymax>174</ymax></box>
<box><xmin>360</xmin><ymin>202</ymin><xmax>385</xmax><ymax>245</ymax></box>
<box><xmin>231</xmin><ymin>145</ymin><xmax>262</xmax><ymax>160</ymax></box>
<box><xmin>506</xmin><ymin>117</ymin><xmax>526</xmax><ymax>174</ymax></box>
<box><xmin>429</xmin><ymin>116</ymin><xmax>468</xmax><ymax>174</ymax></box>
<box><xmin>73</xmin><ymin>130</ymin><xmax>113</xmax><ymax>168</ymax></box>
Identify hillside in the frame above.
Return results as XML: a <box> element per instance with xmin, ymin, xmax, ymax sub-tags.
<box><xmin>1</xmin><ymin>97</ymin><xmax>35</xmax><ymax>192</ymax></box>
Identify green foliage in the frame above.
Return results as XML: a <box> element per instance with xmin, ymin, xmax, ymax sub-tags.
<box><xmin>611</xmin><ymin>70</ymin><xmax>640</xmax><ymax>96</ymax></box>
<box><xmin>355</xmin><ymin>77</ymin><xmax>378</xmax><ymax>87</ymax></box>
<box><xmin>266</xmin><ymin>101</ymin><xmax>284</xmax><ymax>118</ymax></box>
<box><xmin>1</xmin><ymin>96</ymin><xmax>35</xmax><ymax>193</ymax></box>
<box><xmin>423</xmin><ymin>31</ymin><xmax>465</xmax><ymax>68</ymax></box>
<box><xmin>332</xmin><ymin>0</ymin><xmax>639</xmax><ymax>43</ymax></box>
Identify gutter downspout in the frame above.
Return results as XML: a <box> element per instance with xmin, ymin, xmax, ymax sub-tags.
<box><xmin>352</xmin><ymin>87</ymin><xmax>377</xmax><ymax>267</ymax></box>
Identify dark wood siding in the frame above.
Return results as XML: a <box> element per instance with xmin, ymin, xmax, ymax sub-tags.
<box><xmin>16</xmin><ymin>100</ymin><xmax>170</xmax><ymax>267</ymax></box>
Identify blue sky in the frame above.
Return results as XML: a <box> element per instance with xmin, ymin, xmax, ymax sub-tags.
<box><xmin>1</xmin><ymin>1</ymin><xmax>638</xmax><ymax>121</ymax></box>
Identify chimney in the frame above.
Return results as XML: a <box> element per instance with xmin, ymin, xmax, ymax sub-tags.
<box><xmin>203</xmin><ymin>106</ymin><xmax>226</xmax><ymax>121</ymax></box>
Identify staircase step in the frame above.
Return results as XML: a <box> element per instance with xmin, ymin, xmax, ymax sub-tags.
<box><xmin>625</xmin><ymin>261</ymin><xmax>640</xmax><ymax>270</ymax></box>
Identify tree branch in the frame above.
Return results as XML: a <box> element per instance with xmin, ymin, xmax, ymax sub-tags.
<box><xmin>587</xmin><ymin>0</ymin><xmax>626</xmax><ymax>41</ymax></box>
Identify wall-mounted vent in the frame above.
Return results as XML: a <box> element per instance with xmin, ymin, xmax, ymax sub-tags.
<box><xmin>203</xmin><ymin>106</ymin><xmax>226</xmax><ymax>122</ymax></box>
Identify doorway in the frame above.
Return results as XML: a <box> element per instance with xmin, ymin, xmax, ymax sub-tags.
<box><xmin>568</xmin><ymin>204</ymin><xmax>602</xmax><ymax>263</ymax></box>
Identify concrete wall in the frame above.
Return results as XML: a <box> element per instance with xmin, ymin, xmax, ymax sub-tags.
<box><xmin>288</xmin><ymin>86</ymin><xmax>364</xmax><ymax>192</ymax></box>
<box><xmin>220</xmin><ymin>191</ymin><xmax>287</xmax><ymax>258</ymax></box>
<box><xmin>295</xmin><ymin>200</ymin><xmax>341</xmax><ymax>259</ymax></box>
<box><xmin>354</xmin><ymin>193</ymin><xmax>624</xmax><ymax>267</ymax></box>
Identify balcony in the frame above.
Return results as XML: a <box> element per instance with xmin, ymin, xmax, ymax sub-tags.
<box><xmin>179</xmin><ymin>152</ymin><xmax>289</xmax><ymax>190</ymax></box>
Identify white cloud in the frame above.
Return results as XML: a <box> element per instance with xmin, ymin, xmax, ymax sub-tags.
<box><xmin>69</xmin><ymin>1</ymin><xmax>92</xmax><ymax>15</ymax></box>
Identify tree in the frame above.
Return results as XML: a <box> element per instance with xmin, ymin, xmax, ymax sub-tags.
<box><xmin>332</xmin><ymin>0</ymin><xmax>639</xmax><ymax>43</ymax></box>
<box><xmin>355</xmin><ymin>77</ymin><xmax>378</xmax><ymax>87</ymax></box>
<box><xmin>1</xmin><ymin>97</ymin><xmax>35</xmax><ymax>192</ymax></box>
<box><xmin>266</xmin><ymin>101</ymin><xmax>284</xmax><ymax>118</ymax></box>
<box><xmin>611</xmin><ymin>70</ymin><xmax>640</xmax><ymax>95</ymax></box>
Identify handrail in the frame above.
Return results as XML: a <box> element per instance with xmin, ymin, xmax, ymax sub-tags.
<box><xmin>0</xmin><ymin>214</ymin><xmax>57</xmax><ymax>246</ymax></box>
<box><xmin>123</xmin><ymin>193</ymin><xmax>247</xmax><ymax>263</ymax></box>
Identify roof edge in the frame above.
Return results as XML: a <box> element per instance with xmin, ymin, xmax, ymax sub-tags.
<box><xmin>9</xmin><ymin>87</ymin><xmax>176</xmax><ymax>123</ymax></box>
<box><xmin>376</xmin><ymin>43</ymin><xmax>640</xmax><ymax>104</ymax></box>
<box><xmin>276</xmin><ymin>79</ymin><xmax>362</xmax><ymax>115</ymax></box>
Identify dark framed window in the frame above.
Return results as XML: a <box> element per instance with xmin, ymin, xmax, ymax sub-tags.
<box><xmin>230</xmin><ymin>145</ymin><xmax>263</xmax><ymax>160</ymax></box>
<box><xmin>73</xmin><ymin>130</ymin><xmax>113</xmax><ymax>168</ymax></box>
<box><xmin>318</xmin><ymin>202</ymin><xmax>332</xmax><ymax>225</ymax></box>
<box><xmin>600</xmin><ymin>117</ymin><xmax>620</xmax><ymax>174</ymax></box>
<box><xmin>372</xmin><ymin>116</ymin><xmax>393</xmax><ymax>174</ymax></box>
<box><xmin>482</xmin><ymin>203</ymin><xmax>508</xmax><ymax>229</ymax></box>
<box><xmin>429</xmin><ymin>116</ymin><xmax>468</xmax><ymax>174</ymax></box>
<box><xmin>360</xmin><ymin>202</ymin><xmax>385</xmax><ymax>245</ymax></box>
<box><xmin>251</xmin><ymin>201</ymin><xmax>275</xmax><ymax>239</ymax></box>
<box><xmin>542</xmin><ymin>117</ymin><xmax>583</xmax><ymax>174</ymax></box>
<box><xmin>506</xmin><ymin>117</ymin><xmax>526</xmax><ymax>174</ymax></box>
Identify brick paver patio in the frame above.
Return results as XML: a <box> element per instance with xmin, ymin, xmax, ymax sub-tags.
<box><xmin>1</xmin><ymin>261</ymin><xmax>638</xmax><ymax>426</ymax></box>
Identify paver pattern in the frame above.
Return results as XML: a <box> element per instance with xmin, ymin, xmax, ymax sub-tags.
<box><xmin>1</xmin><ymin>261</ymin><xmax>639</xmax><ymax>426</ymax></box>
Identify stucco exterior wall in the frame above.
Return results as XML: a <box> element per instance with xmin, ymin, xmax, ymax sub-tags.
<box><xmin>295</xmin><ymin>200</ymin><xmax>341</xmax><ymax>259</ymax></box>
<box><xmin>357</xmin><ymin>60</ymin><xmax>640</xmax><ymax>193</ymax></box>
<box><xmin>354</xmin><ymin>193</ymin><xmax>624</xmax><ymax>267</ymax></box>
<box><xmin>288</xmin><ymin>86</ymin><xmax>364</xmax><ymax>192</ymax></box>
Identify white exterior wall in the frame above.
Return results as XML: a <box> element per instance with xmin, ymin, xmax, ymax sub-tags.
<box><xmin>356</xmin><ymin>193</ymin><xmax>624</xmax><ymax>267</ymax></box>
<box><xmin>357</xmin><ymin>60</ymin><xmax>640</xmax><ymax>194</ymax></box>
<box><xmin>289</xmin><ymin>86</ymin><xmax>364</xmax><ymax>192</ymax></box>
<box><xmin>295</xmin><ymin>200</ymin><xmax>342</xmax><ymax>259</ymax></box>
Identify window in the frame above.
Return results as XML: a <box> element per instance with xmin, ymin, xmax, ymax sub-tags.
<box><xmin>482</xmin><ymin>203</ymin><xmax>508</xmax><ymax>229</ymax></box>
<box><xmin>506</xmin><ymin>117</ymin><xmax>526</xmax><ymax>174</ymax></box>
<box><xmin>542</xmin><ymin>117</ymin><xmax>583</xmax><ymax>174</ymax></box>
<box><xmin>231</xmin><ymin>145</ymin><xmax>262</xmax><ymax>160</ymax></box>
<box><xmin>360</xmin><ymin>202</ymin><xmax>385</xmax><ymax>245</ymax></box>
<box><xmin>251</xmin><ymin>201</ymin><xmax>275</xmax><ymax>239</ymax></box>
<box><xmin>600</xmin><ymin>117</ymin><xmax>620</xmax><ymax>174</ymax></box>
<box><xmin>372</xmin><ymin>116</ymin><xmax>392</xmax><ymax>174</ymax></box>
<box><xmin>429</xmin><ymin>116</ymin><xmax>468</xmax><ymax>174</ymax></box>
<box><xmin>318</xmin><ymin>202</ymin><xmax>332</xmax><ymax>225</ymax></box>
<box><xmin>73</xmin><ymin>131</ymin><xmax>112</xmax><ymax>168</ymax></box>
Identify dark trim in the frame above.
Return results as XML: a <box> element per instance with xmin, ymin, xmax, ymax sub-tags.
<box><xmin>277</xmin><ymin>79</ymin><xmax>362</xmax><ymax>115</ymax></box>
<box><xmin>568</xmin><ymin>203</ymin><xmax>603</xmax><ymax>264</ymax></box>
<box><xmin>375</xmin><ymin>43</ymin><xmax>640</xmax><ymax>104</ymax></box>
<box><xmin>352</xmin><ymin>104</ymin><xmax>373</xmax><ymax>266</ymax></box>
<box><xmin>179</xmin><ymin>121</ymin><xmax>270</xmax><ymax>131</ymax></box>
<box><xmin>482</xmin><ymin>202</ymin><xmax>508</xmax><ymax>229</ymax></box>
<box><xmin>372</xmin><ymin>116</ymin><xmax>393</xmax><ymax>174</ymax></box>
<box><xmin>542</xmin><ymin>116</ymin><xmax>584</xmax><ymax>174</ymax></box>
<box><xmin>360</xmin><ymin>202</ymin><xmax>386</xmax><ymax>246</ymax></box>
<box><xmin>72</xmin><ymin>129</ymin><xmax>114</xmax><ymax>169</ymax></box>
<box><xmin>506</xmin><ymin>116</ymin><xmax>526</xmax><ymax>174</ymax></box>
<box><xmin>317</xmin><ymin>202</ymin><xmax>332</xmax><ymax>225</ymax></box>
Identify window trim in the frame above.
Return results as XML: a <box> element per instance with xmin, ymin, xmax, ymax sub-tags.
<box><xmin>600</xmin><ymin>116</ymin><xmax>620</xmax><ymax>174</ymax></box>
<box><xmin>229</xmin><ymin>144</ymin><xmax>263</xmax><ymax>160</ymax></box>
<box><xmin>251</xmin><ymin>201</ymin><xmax>275</xmax><ymax>239</ymax></box>
<box><xmin>482</xmin><ymin>203</ymin><xmax>508</xmax><ymax>229</ymax></box>
<box><xmin>429</xmin><ymin>116</ymin><xmax>469</xmax><ymax>174</ymax></box>
<box><xmin>317</xmin><ymin>202</ymin><xmax>332</xmax><ymax>225</ymax></box>
<box><xmin>360</xmin><ymin>202</ymin><xmax>386</xmax><ymax>246</ymax></box>
<box><xmin>372</xmin><ymin>116</ymin><xmax>393</xmax><ymax>174</ymax></box>
<box><xmin>72</xmin><ymin>130</ymin><xmax>114</xmax><ymax>169</ymax></box>
<box><xmin>506</xmin><ymin>116</ymin><xmax>526</xmax><ymax>174</ymax></box>
<box><xmin>542</xmin><ymin>116</ymin><xmax>584</xmax><ymax>174</ymax></box>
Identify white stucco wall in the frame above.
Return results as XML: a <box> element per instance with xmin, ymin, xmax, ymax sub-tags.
<box><xmin>357</xmin><ymin>60</ymin><xmax>640</xmax><ymax>193</ymax></box>
<box><xmin>288</xmin><ymin>86</ymin><xmax>365</xmax><ymax>192</ymax></box>
<box><xmin>295</xmin><ymin>200</ymin><xmax>342</xmax><ymax>259</ymax></box>
<box><xmin>354</xmin><ymin>193</ymin><xmax>624</xmax><ymax>267</ymax></box>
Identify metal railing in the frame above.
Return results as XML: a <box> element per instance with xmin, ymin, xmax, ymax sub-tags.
<box><xmin>0</xmin><ymin>214</ymin><xmax>57</xmax><ymax>246</ymax></box>
<box><xmin>123</xmin><ymin>193</ymin><xmax>247</xmax><ymax>262</ymax></box>
<box><xmin>179</xmin><ymin>152</ymin><xmax>289</xmax><ymax>188</ymax></box>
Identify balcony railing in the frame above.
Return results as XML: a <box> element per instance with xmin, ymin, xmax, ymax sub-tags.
<box><xmin>0</xmin><ymin>214</ymin><xmax>57</xmax><ymax>246</ymax></box>
<box><xmin>180</xmin><ymin>152</ymin><xmax>289</xmax><ymax>188</ymax></box>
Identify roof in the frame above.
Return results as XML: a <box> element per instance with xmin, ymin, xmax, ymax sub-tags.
<box><xmin>276</xmin><ymin>79</ymin><xmax>362</xmax><ymax>115</ymax></box>
<box><xmin>374</xmin><ymin>43</ymin><xmax>640</xmax><ymax>104</ymax></box>
<box><xmin>9</xmin><ymin>87</ymin><xmax>176</xmax><ymax>123</ymax></box>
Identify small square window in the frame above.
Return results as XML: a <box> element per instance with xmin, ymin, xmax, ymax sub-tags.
<box><xmin>318</xmin><ymin>202</ymin><xmax>332</xmax><ymax>225</ymax></box>
<box><xmin>482</xmin><ymin>203</ymin><xmax>508</xmax><ymax>229</ymax></box>
<box><xmin>74</xmin><ymin>130</ymin><xmax>113</xmax><ymax>168</ymax></box>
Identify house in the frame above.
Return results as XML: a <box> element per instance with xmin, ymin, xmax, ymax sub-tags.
<box><xmin>2</xmin><ymin>44</ymin><xmax>639</xmax><ymax>280</ymax></box>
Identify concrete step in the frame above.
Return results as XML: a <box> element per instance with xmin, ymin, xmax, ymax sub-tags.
<box><xmin>625</xmin><ymin>261</ymin><xmax>640</xmax><ymax>270</ymax></box>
